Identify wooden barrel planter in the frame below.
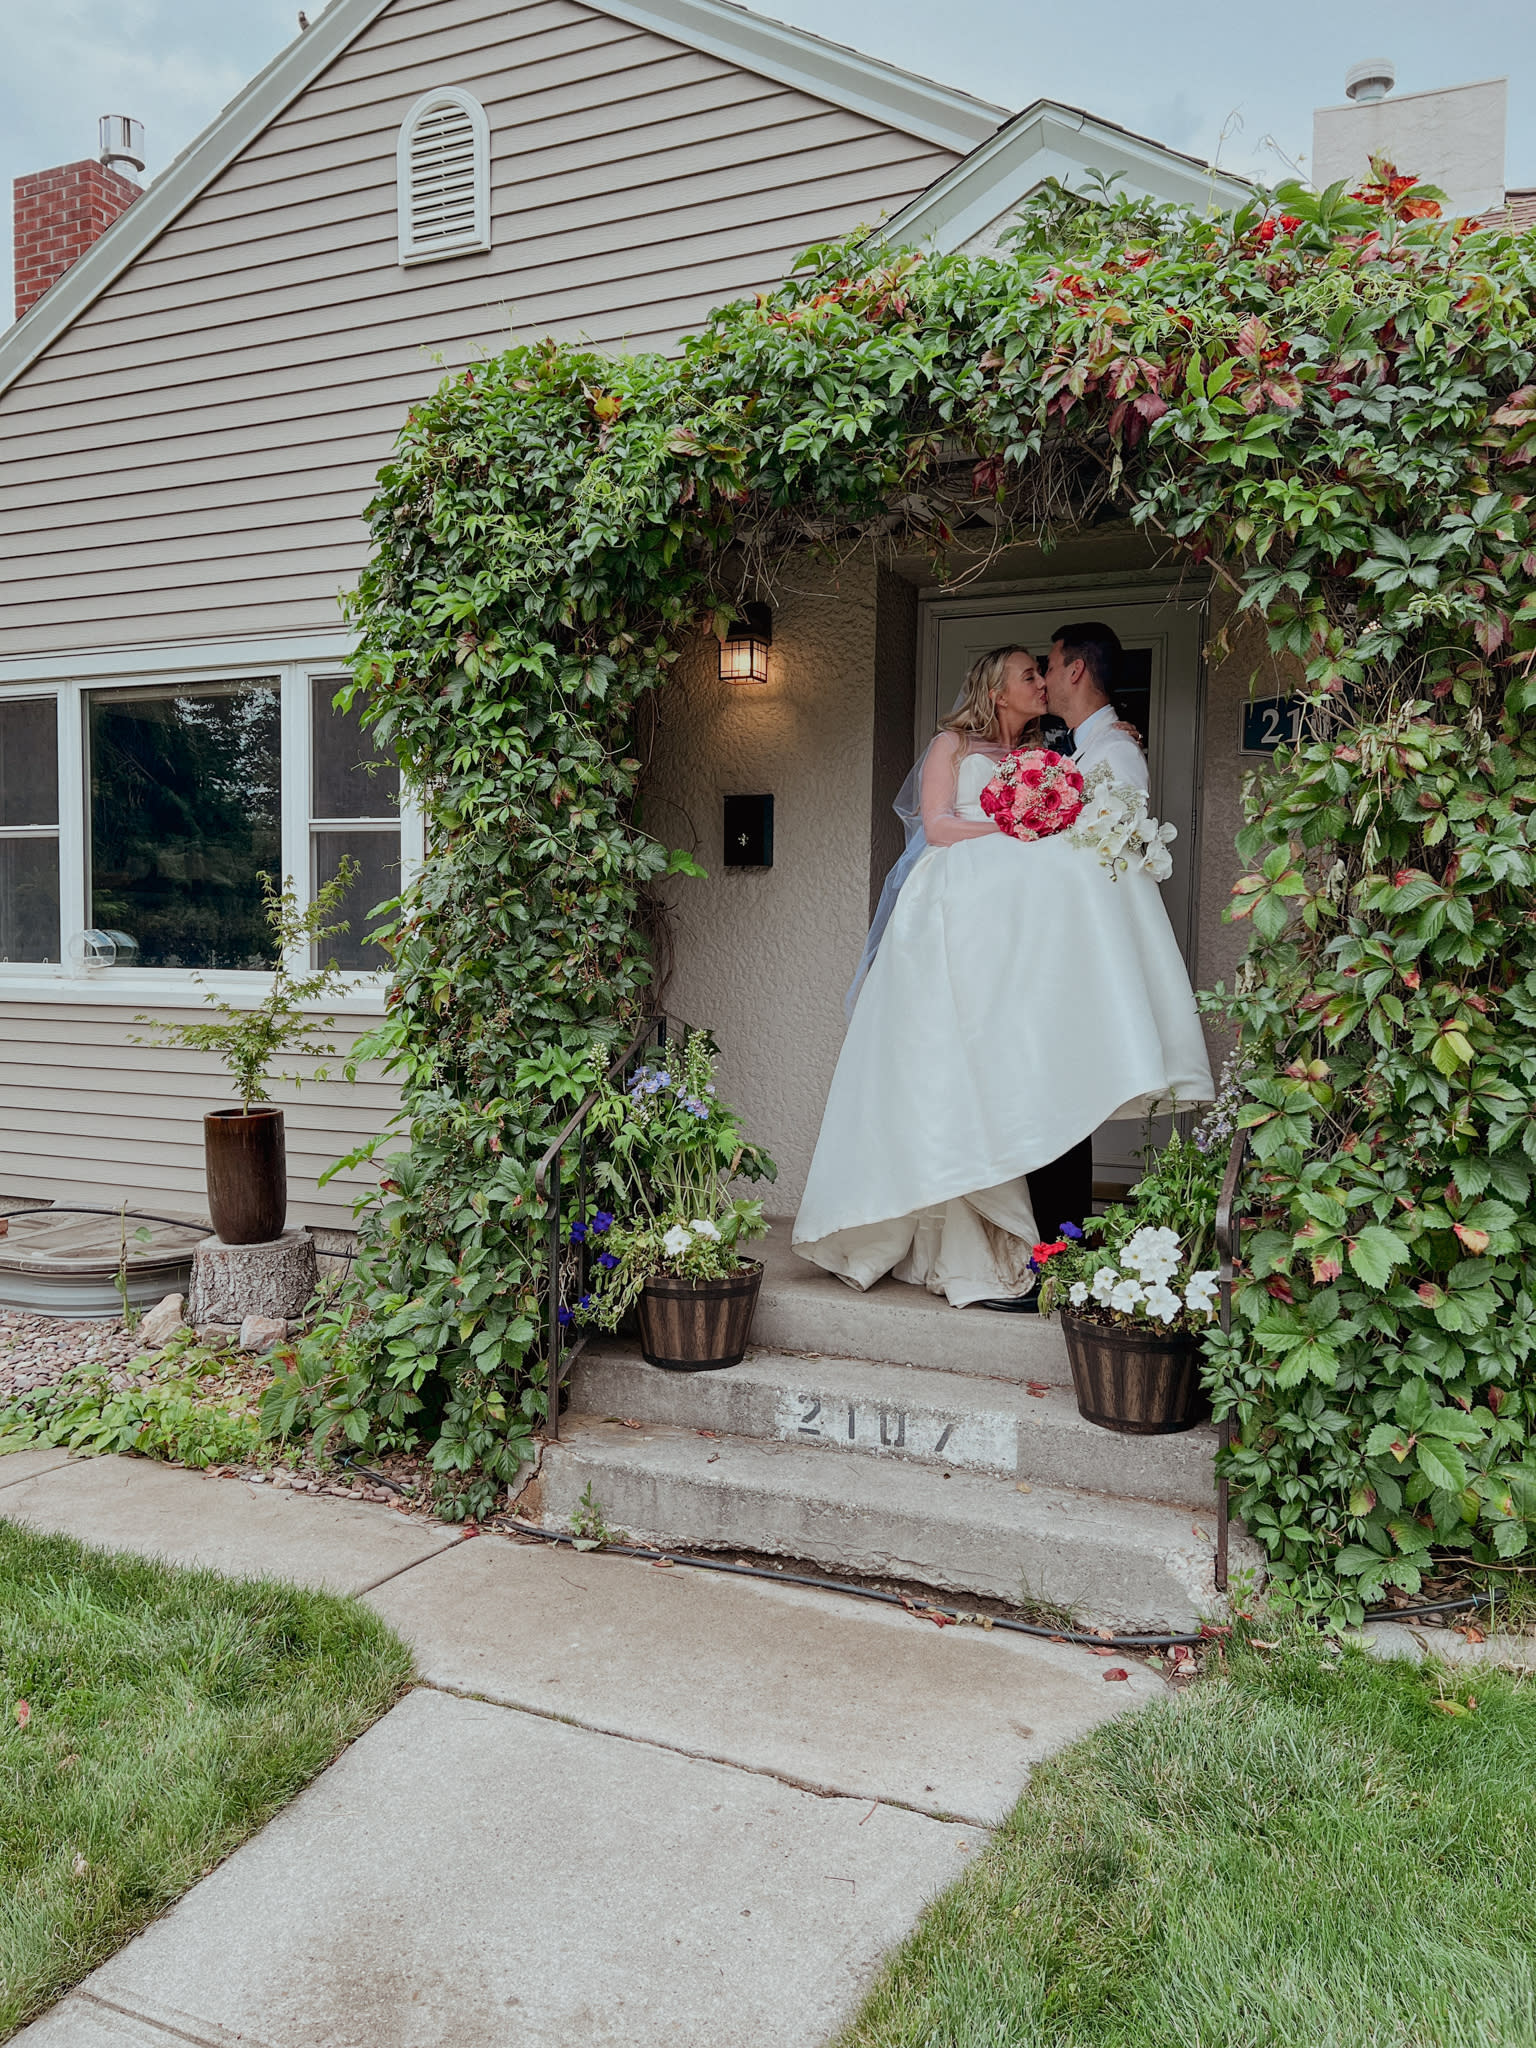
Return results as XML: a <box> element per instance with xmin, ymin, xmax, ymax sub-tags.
<box><xmin>1061</xmin><ymin>1310</ymin><xmax>1211</xmax><ymax>1435</ymax></box>
<box><xmin>637</xmin><ymin>1260</ymin><xmax>763</xmax><ymax>1372</ymax></box>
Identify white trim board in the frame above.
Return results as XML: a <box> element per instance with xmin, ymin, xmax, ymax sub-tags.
<box><xmin>0</xmin><ymin>631</ymin><xmax>355</xmax><ymax>687</ymax></box>
<box><xmin>875</xmin><ymin>101</ymin><xmax>1254</xmax><ymax>252</ymax></box>
<box><xmin>0</xmin><ymin>0</ymin><xmax>1005</xmax><ymax>401</ymax></box>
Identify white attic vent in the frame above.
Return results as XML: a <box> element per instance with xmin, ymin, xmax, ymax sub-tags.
<box><xmin>397</xmin><ymin>87</ymin><xmax>491</xmax><ymax>266</ymax></box>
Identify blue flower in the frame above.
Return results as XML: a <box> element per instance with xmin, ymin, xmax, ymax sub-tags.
<box><xmin>578</xmin><ymin>1294</ymin><xmax>593</xmax><ymax>1311</ymax></box>
<box><xmin>1060</xmin><ymin>1221</ymin><xmax>1085</xmax><ymax>1241</ymax></box>
<box><xmin>598</xmin><ymin>1251</ymin><xmax>618</xmax><ymax>1270</ymax></box>
<box><xmin>569</xmin><ymin>1220</ymin><xmax>587</xmax><ymax>1244</ymax></box>
<box><xmin>591</xmin><ymin>1211</ymin><xmax>614</xmax><ymax>1234</ymax></box>
<box><xmin>557</xmin><ymin>1306</ymin><xmax>574</xmax><ymax>1326</ymax></box>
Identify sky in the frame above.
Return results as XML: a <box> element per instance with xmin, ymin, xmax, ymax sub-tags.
<box><xmin>1</xmin><ymin>0</ymin><xmax>1532</xmax><ymax>256</ymax></box>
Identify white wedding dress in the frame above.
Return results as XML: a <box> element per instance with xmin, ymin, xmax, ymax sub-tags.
<box><xmin>793</xmin><ymin>747</ymin><xmax>1215</xmax><ymax>1306</ymax></box>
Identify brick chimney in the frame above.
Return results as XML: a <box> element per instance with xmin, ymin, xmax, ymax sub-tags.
<box><xmin>14</xmin><ymin>158</ymin><xmax>142</xmax><ymax>322</ymax></box>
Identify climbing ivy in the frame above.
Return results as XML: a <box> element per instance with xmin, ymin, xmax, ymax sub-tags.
<box><xmin>273</xmin><ymin>165</ymin><xmax>1536</xmax><ymax>1606</ymax></box>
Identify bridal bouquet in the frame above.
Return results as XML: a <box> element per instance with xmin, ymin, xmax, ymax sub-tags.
<box><xmin>1065</xmin><ymin>766</ymin><xmax>1177</xmax><ymax>881</ymax></box>
<box><xmin>980</xmin><ymin>748</ymin><xmax>1085</xmax><ymax>841</ymax></box>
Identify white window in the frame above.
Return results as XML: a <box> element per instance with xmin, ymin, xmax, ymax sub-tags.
<box><xmin>0</xmin><ymin>659</ymin><xmax>422</xmax><ymax>1005</ymax></box>
<box><xmin>397</xmin><ymin>87</ymin><xmax>491</xmax><ymax>266</ymax></box>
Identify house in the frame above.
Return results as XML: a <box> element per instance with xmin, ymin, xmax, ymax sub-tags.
<box><xmin>0</xmin><ymin>3</ymin><xmax>1521</xmax><ymax>1230</ymax></box>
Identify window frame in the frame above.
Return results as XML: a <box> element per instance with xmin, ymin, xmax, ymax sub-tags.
<box><xmin>0</xmin><ymin>649</ymin><xmax>423</xmax><ymax>1013</ymax></box>
<box><xmin>396</xmin><ymin>86</ymin><xmax>492</xmax><ymax>268</ymax></box>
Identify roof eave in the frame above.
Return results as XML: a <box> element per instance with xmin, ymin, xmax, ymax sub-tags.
<box><xmin>0</xmin><ymin>0</ymin><xmax>398</xmax><ymax>400</ymax></box>
<box><xmin>876</xmin><ymin>100</ymin><xmax>1255</xmax><ymax>252</ymax></box>
<box><xmin>0</xmin><ymin>0</ymin><xmax>1006</xmax><ymax>401</ymax></box>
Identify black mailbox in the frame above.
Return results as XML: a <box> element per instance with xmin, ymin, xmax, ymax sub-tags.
<box><xmin>723</xmin><ymin>793</ymin><xmax>774</xmax><ymax>868</ymax></box>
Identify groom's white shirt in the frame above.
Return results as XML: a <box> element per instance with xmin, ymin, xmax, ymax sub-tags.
<box><xmin>1071</xmin><ymin>702</ymin><xmax>1149</xmax><ymax>793</ymax></box>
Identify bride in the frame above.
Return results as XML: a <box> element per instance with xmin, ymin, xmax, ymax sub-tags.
<box><xmin>792</xmin><ymin>643</ymin><xmax>1214</xmax><ymax>1308</ymax></box>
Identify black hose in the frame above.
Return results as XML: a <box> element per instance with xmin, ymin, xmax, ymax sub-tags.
<box><xmin>489</xmin><ymin>1516</ymin><xmax>1509</xmax><ymax>1652</ymax></box>
<box><xmin>0</xmin><ymin>1203</ymin><xmax>213</xmax><ymax>1235</ymax></box>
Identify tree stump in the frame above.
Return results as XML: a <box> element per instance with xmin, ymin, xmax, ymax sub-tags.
<box><xmin>189</xmin><ymin>1230</ymin><xmax>318</xmax><ymax>1326</ymax></box>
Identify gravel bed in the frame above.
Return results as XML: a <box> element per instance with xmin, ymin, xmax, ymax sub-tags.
<box><xmin>0</xmin><ymin>1310</ymin><xmax>150</xmax><ymax>1401</ymax></box>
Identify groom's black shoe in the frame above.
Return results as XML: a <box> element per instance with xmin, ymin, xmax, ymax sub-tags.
<box><xmin>976</xmin><ymin>1294</ymin><xmax>1041</xmax><ymax>1313</ymax></box>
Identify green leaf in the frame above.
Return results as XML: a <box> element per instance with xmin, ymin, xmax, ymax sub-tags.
<box><xmin>1416</xmin><ymin>1440</ymin><xmax>1470</xmax><ymax>1494</ymax></box>
<box><xmin>1347</xmin><ymin>1227</ymin><xmax>1409</xmax><ymax>1289</ymax></box>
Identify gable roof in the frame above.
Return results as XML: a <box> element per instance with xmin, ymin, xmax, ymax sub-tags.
<box><xmin>0</xmin><ymin>0</ymin><xmax>1006</xmax><ymax>399</ymax></box>
<box><xmin>876</xmin><ymin>100</ymin><xmax>1254</xmax><ymax>253</ymax></box>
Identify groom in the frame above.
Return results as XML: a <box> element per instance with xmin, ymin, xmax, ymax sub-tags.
<box><xmin>982</xmin><ymin>620</ymin><xmax>1140</xmax><ymax>1311</ymax></box>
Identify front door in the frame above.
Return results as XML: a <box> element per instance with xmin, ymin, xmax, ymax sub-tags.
<box><xmin>917</xmin><ymin>582</ymin><xmax>1207</xmax><ymax>1190</ymax></box>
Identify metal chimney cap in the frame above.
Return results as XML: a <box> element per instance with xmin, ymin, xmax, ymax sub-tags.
<box><xmin>98</xmin><ymin>114</ymin><xmax>146</xmax><ymax>177</ymax></box>
<box><xmin>1344</xmin><ymin>59</ymin><xmax>1396</xmax><ymax>104</ymax></box>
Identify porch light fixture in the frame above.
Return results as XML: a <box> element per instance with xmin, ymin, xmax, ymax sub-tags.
<box><xmin>719</xmin><ymin>601</ymin><xmax>772</xmax><ymax>683</ymax></box>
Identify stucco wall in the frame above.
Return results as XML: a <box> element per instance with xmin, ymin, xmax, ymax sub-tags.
<box><xmin>1193</xmin><ymin>591</ymin><xmax>1307</xmax><ymax>1071</ymax></box>
<box><xmin>646</xmin><ymin>552</ymin><xmax>879</xmax><ymax>1211</ymax></box>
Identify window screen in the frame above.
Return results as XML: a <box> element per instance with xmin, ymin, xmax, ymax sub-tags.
<box><xmin>310</xmin><ymin>680</ymin><xmax>401</xmax><ymax>970</ymax></box>
<box><xmin>0</xmin><ymin>697</ymin><xmax>60</xmax><ymax>963</ymax></box>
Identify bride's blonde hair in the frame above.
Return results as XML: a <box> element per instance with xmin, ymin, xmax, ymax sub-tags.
<box><xmin>940</xmin><ymin>645</ymin><xmax>1042</xmax><ymax>744</ymax></box>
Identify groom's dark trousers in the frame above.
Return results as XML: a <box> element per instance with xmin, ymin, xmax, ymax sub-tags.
<box><xmin>1026</xmin><ymin>1136</ymin><xmax>1094</xmax><ymax>1241</ymax></box>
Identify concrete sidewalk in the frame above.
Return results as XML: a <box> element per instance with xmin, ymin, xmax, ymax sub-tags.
<box><xmin>3</xmin><ymin>1450</ymin><xmax>1165</xmax><ymax>2046</ymax></box>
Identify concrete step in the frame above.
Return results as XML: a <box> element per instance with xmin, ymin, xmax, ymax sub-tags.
<box><xmin>571</xmin><ymin>1343</ymin><xmax>1219</xmax><ymax>1511</ymax></box>
<box><xmin>523</xmin><ymin>1417</ymin><xmax>1258</xmax><ymax>1633</ymax></box>
<box><xmin>749</xmin><ymin>1222</ymin><xmax>1073</xmax><ymax>1385</ymax></box>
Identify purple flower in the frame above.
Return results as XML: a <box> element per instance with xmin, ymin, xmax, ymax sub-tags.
<box><xmin>598</xmin><ymin>1251</ymin><xmax>618</xmax><ymax>1270</ymax></box>
<box><xmin>569</xmin><ymin>1220</ymin><xmax>587</xmax><ymax>1244</ymax></box>
<box><xmin>1060</xmin><ymin>1221</ymin><xmax>1085</xmax><ymax>1241</ymax></box>
<box><xmin>578</xmin><ymin>1294</ymin><xmax>593</xmax><ymax>1311</ymax></box>
<box><xmin>591</xmin><ymin>1211</ymin><xmax>614</xmax><ymax>1234</ymax></box>
<box><xmin>557</xmin><ymin>1306</ymin><xmax>574</xmax><ymax>1326</ymax></box>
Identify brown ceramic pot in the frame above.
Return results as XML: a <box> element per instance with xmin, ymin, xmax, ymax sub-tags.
<box><xmin>1061</xmin><ymin>1309</ymin><xmax>1212</xmax><ymax>1435</ymax></box>
<box><xmin>203</xmin><ymin>1106</ymin><xmax>287</xmax><ymax>1246</ymax></box>
<box><xmin>636</xmin><ymin>1260</ymin><xmax>763</xmax><ymax>1372</ymax></box>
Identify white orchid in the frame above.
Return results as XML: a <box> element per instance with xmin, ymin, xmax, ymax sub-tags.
<box><xmin>662</xmin><ymin>1223</ymin><xmax>693</xmax><ymax>1257</ymax></box>
<box><xmin>1067</xmin><ymin>767</ymin><xmax>1178</xmax><ymax>881</ymax></box>
<box><xmin>690</xmin><ymin>1219</ymin><xmax>722</xmax><ymax>1241</ymax></box>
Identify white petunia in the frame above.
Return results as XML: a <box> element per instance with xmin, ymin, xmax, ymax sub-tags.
<box><xmin>662</xmin><ymin>1224</ymin><xmax>692</xmax><ymax>1257</ymax></box>
<box><xmin>1185</xmin><ymin>1270</ymin><xmax>1220</xmax><ymax>1317</ymax></box>
<box><xmin>690</xmin><ymin>1219</ymin><xmax>722</xmax><ymax>1241</ymax></box>
<box><xmin>1109</xmin><ymin>1276</ymin><xmax>1146</xmax><ymax>1314</ymax></box>
<box><xmin>1122</xmin><ymin>1226</ymin><xmax>1182</xmax><ymax>1281</ymax></box>
<box><xmin>1144</xmin><ymin>1282</ymin><xmax>1183</xmax><ymax>1324</ymax></box>
<box><xmin>1091</xmin><ymin>1265</ymin><xmax>1120</xmax><ymax>1305</ymax></box>
<box><xmin>1068</xmin><ymin>1280</ymin><xmax>1090</xmax><ymax>1306</ymax></box>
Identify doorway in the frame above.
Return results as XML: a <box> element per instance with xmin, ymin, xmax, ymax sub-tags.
<box><xmin>916</xmin><ymin>579</ymin><xmax>1208</xmax><ymax>1189</ymax></box>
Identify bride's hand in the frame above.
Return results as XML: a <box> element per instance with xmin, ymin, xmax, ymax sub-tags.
<box><xmin>1114</xmin><ymin>720</ymin><xmax>1143</xmax><ymax>746</ymax></box>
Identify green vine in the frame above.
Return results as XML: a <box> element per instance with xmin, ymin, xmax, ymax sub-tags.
<box><xmin>272</xmin><ymin>165</ymin><xmax>1536</xmax><ymax>1614</ymax></box>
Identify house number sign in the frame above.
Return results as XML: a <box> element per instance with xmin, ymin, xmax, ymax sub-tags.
<box><xmin>1242</xmin><ymin>695</ymin><xmax>1308</xmax><ymax>753</ymax></box>
<box><xmin>773</xmin><ymin>1389</ymin><xmax>1015</xmax><ymax>1475</ymax></box>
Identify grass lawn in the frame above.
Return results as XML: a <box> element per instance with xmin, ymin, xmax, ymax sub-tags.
<box><xmin>840</xmin><ymin>1629</ymin><xmax>1536</xmax><ymax>2048</ymax></box>
<box><xmin>0</xmin><ymin>1521</ymin><xmax>411</xmax><ymax>2039</ymax></box>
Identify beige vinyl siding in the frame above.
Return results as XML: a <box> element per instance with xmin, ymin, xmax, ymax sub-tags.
<box><xmin>0</xmin><ymin>0</ymin><xmax>960</xmax><ymax>654</ymax></box>
<box><xmin>0</xmin><ymin>1007</ymin><xmax>398</xmax><ymax>1227</ymax></box>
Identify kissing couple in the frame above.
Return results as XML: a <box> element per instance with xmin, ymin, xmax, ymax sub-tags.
<box><xmin>794</xmin><ymin>620</ymin><xmax>1214</xmax><ymax>1309</ymax></box>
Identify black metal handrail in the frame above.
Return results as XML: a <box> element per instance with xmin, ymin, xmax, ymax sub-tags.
<box><xmin>532</xmin><ymin>1012</ymin><xmax>673</xmax><ymax>1440</ymax></box>
<box><xmin>1212</xmin><ymin>1125</ymin><xmax>1250</xmax><ymax>1594</ymax></box>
